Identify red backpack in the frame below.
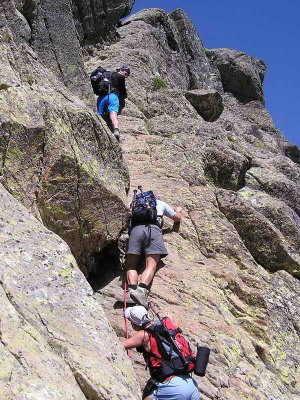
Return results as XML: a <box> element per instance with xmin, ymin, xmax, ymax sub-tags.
<box><xmin>142</xmin><ymin>317</ymin><xmax>195</xmax><ymax>382</ymax></box>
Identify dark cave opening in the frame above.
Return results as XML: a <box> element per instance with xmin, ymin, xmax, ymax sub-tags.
<box><xmin>86</xmin><ymin>241</ymin><xmax>124</xmax><ymax>292</ymax></box>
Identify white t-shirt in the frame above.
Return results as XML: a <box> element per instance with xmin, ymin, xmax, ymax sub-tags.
<box><xmin>156</xmin><ymin>199</ymin><xmax>176</xmax><ymax>218</ymax></box>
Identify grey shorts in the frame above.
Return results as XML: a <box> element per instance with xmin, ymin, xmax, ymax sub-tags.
<box><xmin>127</xmin><ymin>224</ymin><xmax>168</xmax><ymax>257</ymax></box>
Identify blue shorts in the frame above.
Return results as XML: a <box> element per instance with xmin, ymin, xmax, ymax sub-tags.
<box><xmin>97</xmin><ymin>93</ymin><xmax>119</xmax><ymax>114</ymax></box>
<box><xmin>150</xmin><ymin>376</ymin><xmax>200</xmax><ymax>400</ymax></box>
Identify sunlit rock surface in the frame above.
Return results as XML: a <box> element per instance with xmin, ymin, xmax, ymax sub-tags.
<box><xmin>1</xmin><ymin>1</ymin><xmax>300</xmax><ymax>399</ymax></box>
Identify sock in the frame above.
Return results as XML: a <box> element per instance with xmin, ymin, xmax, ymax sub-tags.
<box><xmin>128</xmin><ymin>284</ymin><xmax>137</xmax><ymax>290</ymax></box>
<box><xmin>138</xmin><ymin>283</ymin><xmax>149</xmax><ymax>290</ymax></box>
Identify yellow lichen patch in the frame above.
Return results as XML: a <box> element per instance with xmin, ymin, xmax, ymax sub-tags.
<box><xmin>59</xmin><ymin>268</ymin><xmax>72</xmax><ymax>278</ymax></box>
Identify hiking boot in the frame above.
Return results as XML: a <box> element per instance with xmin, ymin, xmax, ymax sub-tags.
<box><xmin>115</xmin><ymin>290</ymin><xmax>136</xmax><ymax>305</ymax></box>
<box><xmin>130</xmin><ymin>286</ymin><xmax>149</xmax><ymax>308</ymax></box>
<box><xmin>113</xmin><ymin>129</ymin><xmax>120</xmax><ymax>142</ymax></box>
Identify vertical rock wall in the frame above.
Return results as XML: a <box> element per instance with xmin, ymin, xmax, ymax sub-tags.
<box><xmin>0</xmin><ymin>0</ymin><xmax>130</xmax><ymax>274</ymax></box>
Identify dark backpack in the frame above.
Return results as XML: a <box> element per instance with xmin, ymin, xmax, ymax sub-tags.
<box><xmin>90</xmin><ymin>67</ymin><xmax>113</xmax><ymax>96</ymax></box>
<box><xmin>131</xmin><ymin>190</ymin><xmax>158</xmax><ymax>226</ymax></box>
<box><xmin>142</xmin><ymin>317</ymin><xmax>195</xmax><ymax>382</ymax></box>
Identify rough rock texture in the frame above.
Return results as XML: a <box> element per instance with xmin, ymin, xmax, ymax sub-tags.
<box><xmin>207</xmin><ymin>48</ymin><xmax>266</xmax><ymax>102</ymax></box>
<box><xmin>71</xmin><ymin>0</ymin><xmax>135</xmax><ymax>44</ymax></box>
<box><xmin>112</xmin><ymin>8</ymin><xmax>220</xmax><ymax>92</ymax></box>
<box><xmin>11</xmin><ymin>0</ymin><xmax>92</xmax><ymax>100</ymax></box>
<box><xmin>0</xmin><ymin>184</ymin><xmax>140</xmax><ymax>399</ymax></box>
<box><xmin>87</xmin><ymin>7</ymin><xmax>300</xmax><ymax>400</ymax></box>
<box><xmin>1</xmin><ymin>2</ymin><xmax>300</xmax><ymax>400</ymax></box>
<box><xmin>185</xmin><ymin>89</ymin><xmax>224</xmax><ymax>121</ymax></box>
<box><xmin>0</xmin><ymin>0</ymin><xmax>130</xmax><ymax>274</ymax></box>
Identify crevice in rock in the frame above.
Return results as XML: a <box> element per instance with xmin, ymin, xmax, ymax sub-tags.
<box><xmin>86</xmin><ymin>241</ymin><xmax>122</xmax><ymax>292</ymax></box>
<box><xmin>0</xmin><ymin>337</ymin><xmax>27</xmax><ymax>369</ymax></box>
<box><xmin>0</xmin><ymin>280</ymin><xmax>25</xmax><ymax>320</ymax></box>
<box><xmin>19</xmin><ymin>0</ymin><xmax>35</xmax><ymax>32</ymax></box>
<box><xmin>36</xmin><ymin>311</ymin><xmax>67</xmax><ymax>342</ymax></box>
<box><xmin>237</xmin><ymin>155</ymin><xmax>252</xmax><ymax>190</ymax></box>
<box><xmin>253</xmin><ymin>343</ymin><xmax>277</xmax><ymax>374</ymax></box>
<box><xmin>72</xmin><ymin>368</ymin><xmax>105</xmax><ymax>400</ymax></box>
<box><xmin>0</xmin><ymin>125</ymin><xmax>12</xmax><ymax>175</ymax></box>
<box><xmin>0</xmin><ymin>279</ymin><xmax>43</xmax><ymax>345</ymax></box>
<box><xmin>187</xmin><ymin>210</ymin><xmax>213</xmax><ymax>258</ymax></box>
<box><xmin>1</xmin><ymin>315</ymin><xmax>26</xmax><ymax>370</ymax></box>
<box><xmin>203</xmin><ymin>152</ymin><xmax>252</xmax><ymax>192</ymax></box>
<box><xmin>43</xmin><ymin>16</ymin><xmax>65</xmax><ymax>83</ymax></box>
<box><xmin>70</xmin><ymin>144</ymin><xmax>92</xmax><ymax>267</ymax></box>
<box><xmin>282</xmin><ymin>143</ymin><xmax>300</xmax><ymax>165</ymax></box>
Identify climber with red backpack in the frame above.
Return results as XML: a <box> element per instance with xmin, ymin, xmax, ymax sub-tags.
<box><xmin>90</xmin><ymin>65</ymin><xmax>130</xmax><ymax>141</ymax></box>
<box><xmin>123</xmin><ymin>187</ymin><xmax>182</xmax><ymax>308</ymax></box>
<box><xmin>121</xmin><ymin>305</ymin><xmax>210</xmax><ymax>400</ymax></box>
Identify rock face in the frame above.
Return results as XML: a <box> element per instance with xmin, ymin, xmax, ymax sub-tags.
<box><xmin>1</xmin><ymin>2</ymin><xmax>300</xmax><ymax>400</ymax></box>
<box><xmin>0</xmin><ymin>184</ymin><xmax>139</xmax><ymax>399</ymax></box>
<box><xmin>1</xmin><ymin>0</ymin><xmax>129</xmax><ymax>274</ymax></box>
<box><xmin>71</xmin><ymin>0</ymin><xmax>135</xmax><ymax>44</ymax></box>
<box><xmin>87</xmin><ymin>7</ymin><xmax>300</xmax><ymax>400</ymax></box>
<box><xmin>119</xmin><ymin>8</ymin><xmax>218</xmax><ymax>91</ymax></box>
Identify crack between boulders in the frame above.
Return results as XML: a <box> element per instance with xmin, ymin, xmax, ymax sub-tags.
<box><xmin>214</xmin><ymin>190</ymin><xmax>224</xmax><ymax>212</ymax></box>
<box><xmin>43</xmin><ymin>16</ymin><xmax>65</xmax><ymax>83</ymax></box>
<box><xmin>0</xmin><ymin>281</ymin><xmax>66</xmax><ymax>346</ymax></box>
<box><xmin>1</xmin><ymin>127</ymin><xmax>12</xmax><ymax>175</ymax></box>
<box><xmin>67</xmin><ymin>360</ymin><xmax>105</xmax><ymax>400</ymax></box>
<box><xmin>0</xmin><ymin>280</ymin><xmax>28</xmax><ymax>323</ymax></box>
<box><xmin>36</xmin><ymin>311</ymin><xmax>68</xmax><ymax>343</ymax></box>
<box><xmin>237</xmin><ymin>155</ymin><xmax>252</xmax><ymax>190</ymax></box>
<box><xmin>246</xmin><ymin>170</ymin><xmax>264</xmax><ymax>187</ymax></box>
<box><xmin>70</xmin><ymin>144</ymin><xmax>91</xmax><ymax>261</ymax></box>
<box><xmin>73</xmin><ymin>376</ymin><xmax>91</xmax><ymax>400</ymax></box>
<box><xmin>0</xmin><ymin>336</ymin><xmax>28</xmax><ymax>370</ymax></box>
<box><xmin>186</xmin><ymin>209</ymin><xmax>209</xmax><ymax>258</ymax></box>
<box><xmin>0</xmin><ymin>282</ymin><xmax>28</xmax><ymax>371</ymax></box>
<box><xmin>33</xmin><ymin>125</ymin><xmax>47</xmax><ymax>211</ymax></box>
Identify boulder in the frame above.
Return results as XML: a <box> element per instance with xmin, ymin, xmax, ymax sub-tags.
<box><xmin>0</xmin><ymin>184</ymin><xmax>139</xmax><ymax>399</ymax></box>
<box><xmin>245</xmin><ymin>166</ymin><xmax>300</xmax><ymax>217</ymax></box>
<box><xmin>207</xmin><ymin>48</ymin><xmax>266</xmax><ymax>102</ymax></box>
<box><xmin>217</xmin><ymin>189</ymin><xmax>300</xmax><ymax>276</ymax></box>
<box><xmin>71</xmin><ymin>0</ymin><xmax>134</xmax><ymax>44</ymax></box>
<box><xmin>185</xmin><ymin>89</ymin><xmax>224</xmax><ymax>121</ymax></box>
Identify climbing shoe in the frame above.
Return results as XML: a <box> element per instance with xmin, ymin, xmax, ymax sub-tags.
<box><xmin>113</xmin><ymin>129</ymin><xmax>120</xmax><ymax>142</ymax></box>
<box><xmin>115</xmin><ymin>289</ymin><xmax>136</xmax><ymax>305</ymax></box>
<box><xmin>130</xmin><ymin>286</ymin><xmax>149</xmax><ymax>308</ymax></box>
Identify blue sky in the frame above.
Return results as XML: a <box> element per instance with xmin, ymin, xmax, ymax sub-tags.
<box><xmin>130</xmin><ymin>0</ymin><xmax>300</xmax><ymax>148</ymax></box>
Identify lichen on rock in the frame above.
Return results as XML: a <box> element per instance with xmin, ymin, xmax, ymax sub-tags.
<box><xmin>1</xmin><ymin>1</ymin><xmax>300</xmax><ymax>399</ymax></box>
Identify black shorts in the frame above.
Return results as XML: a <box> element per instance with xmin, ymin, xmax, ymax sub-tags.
<box><xmin>127</xmin><ymin>225</ymin><xmax>168</xmax><ymax>257</ymax></box>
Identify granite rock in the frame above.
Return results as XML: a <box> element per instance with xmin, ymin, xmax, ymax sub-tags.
<box><xmin>0</xmin><ymin>183</ymin><xmax>140</xmax><ymax>399</ymax></box>
<box><xmin>207</xmin><ymin>48</ymin><xmax>266</xmax><ymax>102</ymax></box>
